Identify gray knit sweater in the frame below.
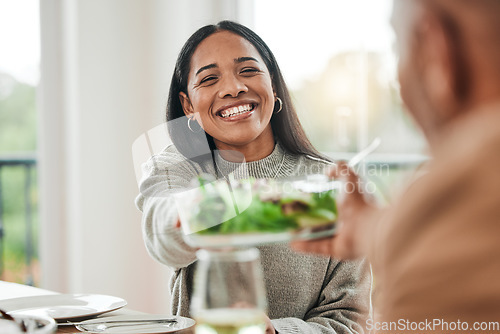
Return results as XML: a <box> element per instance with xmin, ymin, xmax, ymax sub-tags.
<box><xmin>135</xmin><ymin>143</ymin><xmax>371</xmax><ymax>333</ymax></box>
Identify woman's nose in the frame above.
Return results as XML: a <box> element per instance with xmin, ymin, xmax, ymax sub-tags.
<box><xmin>218</xmin><ymin>75</ymin><xmax>248</xmax><ymax>98</ymax></box>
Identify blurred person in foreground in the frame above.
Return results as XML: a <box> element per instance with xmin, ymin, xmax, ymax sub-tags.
<box><xmin>293</xmin><ymin>0</ymin><xmax>500</xmax><ymax>331</ymax></box>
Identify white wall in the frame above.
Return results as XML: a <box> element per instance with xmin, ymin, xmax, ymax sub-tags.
<box><xmin>38</xmin><ymin>0</ymin><xmax>254</xmax><ymax>314</ymax></box>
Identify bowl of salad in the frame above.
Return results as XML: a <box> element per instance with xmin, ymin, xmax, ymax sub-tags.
<box><xmin>174</xmin><ymin>174</ymin><xmax>340</xmax><ymax>248</ymax></box>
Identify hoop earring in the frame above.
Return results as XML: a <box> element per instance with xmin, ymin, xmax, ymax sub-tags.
<box><xmin>187</xmin><ymin>117</ymin><xmax>202</xmax><ymax>133</ymax></box>
<box><xmin>274</xmin><ymin>97</ymin><xmax>283</xmax><ymax>114</ymax></box>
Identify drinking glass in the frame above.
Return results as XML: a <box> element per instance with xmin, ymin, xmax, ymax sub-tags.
<box><xmin>191</xmin><ymin>248</ymin><xmax>268</xmax><ymax>334</ymax></box>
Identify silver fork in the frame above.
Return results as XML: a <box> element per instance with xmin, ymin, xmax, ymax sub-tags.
<box><xmin>60</xmin><ymin>317</ymin><xmax>177</xmax><ymax>326</ymax></box>
<box><xmin>76</xmin><ymin>319</ymin><xmax>177</xmax><ymax>332</ymax></box>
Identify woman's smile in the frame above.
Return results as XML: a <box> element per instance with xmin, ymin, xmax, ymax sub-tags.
<box><xmin>216</xmin><ymin>102</ymin><xmax>256</xmax><ymax>120</ymax></box>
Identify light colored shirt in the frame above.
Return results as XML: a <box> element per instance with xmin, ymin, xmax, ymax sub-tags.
<box><xmin>372</xmin><ymin>105</ymin><xmax>500</xmax><ymax>333</ymax></box>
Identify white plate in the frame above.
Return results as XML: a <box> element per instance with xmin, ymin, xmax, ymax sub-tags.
<box><xmin>75</xmin><ymin>315</ymin><xmax>196</xmax><ymax>334</ymax></box>
<box><xmin>0</xmin><ymin>294</ymin><xmax>127</xmax><ymax>321</ymax></box>
<box><xmin>184</xmin><ymin>224</ymin><xmax>337</xmax><ymax>248</ymax></box>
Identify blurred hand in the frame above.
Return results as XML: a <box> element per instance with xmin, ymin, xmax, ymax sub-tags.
<box><xmin>291</xmin><ymin>161</ymin><xmax>379</xmax><ymax>260</ymax></box>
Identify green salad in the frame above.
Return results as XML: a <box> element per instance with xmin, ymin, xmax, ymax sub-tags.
<box><xmin>179</xmin><ymin>175</ymin><xmax>338</xmax><ymax>236</ymax></box>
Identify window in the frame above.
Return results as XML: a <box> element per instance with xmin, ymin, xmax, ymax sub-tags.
<box><xmin>0</xmin><ymin>0</ymin><xmax>40</xmax><ymax>285</ymax></box>
<box><xmin>253</xmin><ymin>0</ymin><xmax>428</xmax><ymax>201</ymax></box>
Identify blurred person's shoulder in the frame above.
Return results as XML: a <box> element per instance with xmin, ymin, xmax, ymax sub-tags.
<box><xmin>437</xmin><ymin>103</ymin><xmax>500</xmax><ymax>165</ymax></box>
<box><xmin>428</xmin><ymin>103</ymin><xmax>500</xmax><ymax>193</ymax></box>
<box><xmin>387</xmin><ymin>103</ymin><xmax>500</xmax><ymax>231</ymax></box>
<box><xmin>375</xmin><ymin>103</ymin><xmax>500</xmax><ymax>322</ymax></box>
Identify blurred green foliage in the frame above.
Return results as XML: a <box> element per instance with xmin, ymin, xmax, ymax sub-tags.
<box><xmin>0</xmin><ymin>72</ymin><xmax>38</xmax><ymax>284</ymax></box>
<box><xmin>0</xmin><ymin>73</ymin><xmax>37</xmax><ymax>152</ymax></box>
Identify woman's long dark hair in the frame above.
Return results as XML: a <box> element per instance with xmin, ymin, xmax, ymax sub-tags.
<box><xmin>166</xmin><ymin>20</ymin><xmax>329</xmax><ymax>163</ymax></box>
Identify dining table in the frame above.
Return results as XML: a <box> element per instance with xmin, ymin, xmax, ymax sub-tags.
<box><xmin>0</xmin><ymin>280</ymin><xmax>193</xmax><ymax>334</ymax></box>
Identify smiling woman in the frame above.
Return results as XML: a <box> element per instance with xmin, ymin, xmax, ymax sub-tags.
<box><xmin>135</xmin><ymin>20</ymin><xmax>371</xmax><ymax>334</ymax></box>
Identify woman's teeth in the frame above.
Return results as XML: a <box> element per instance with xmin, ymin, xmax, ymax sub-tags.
<box><xmin>220</xmin><ymin>104</ymin><xmax>254</xmax><ymax>118</ymax></box>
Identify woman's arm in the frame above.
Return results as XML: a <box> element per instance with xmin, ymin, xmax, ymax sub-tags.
<box><xmin>271</xmin><ymin>259</ymin><xmax>371</xmax><ymax>334</ymax></box>
<box><xmin>139</xmin><ymin>196</ymin><xmax>198</xmax><ymax>269</ymax></box>
<box><xmin>135</xmin><ymin>147</ymin><xmax>206</xmax><ymax>269</ymax></box>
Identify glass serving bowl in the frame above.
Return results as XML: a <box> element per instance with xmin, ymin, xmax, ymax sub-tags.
<box><xmin>174</xmin><ymin>174</ymin><xmax>341</xmax><ymax>248</ymax></box>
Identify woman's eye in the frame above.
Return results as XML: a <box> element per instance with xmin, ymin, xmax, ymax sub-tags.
<box><xmin>200</xmin><ymin>76</ymin><xmax>216</xmax><ymax>84</ymax></box>
<box><xmin>241</xmin><ymin>68</ymin><xmax>259</xmax><ymax>75</ymax></box>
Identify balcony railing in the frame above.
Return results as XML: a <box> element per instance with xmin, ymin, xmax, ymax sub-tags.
<box><xmin>0</xmin><ymin>154</ymin><xmax>37</xmax><ymax>285</ymax></box>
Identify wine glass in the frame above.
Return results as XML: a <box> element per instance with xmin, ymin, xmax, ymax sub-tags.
<box><xmin>191</xmin><ymin>248</ymin><xmax>268</xmax><ymax>334</ymax></box>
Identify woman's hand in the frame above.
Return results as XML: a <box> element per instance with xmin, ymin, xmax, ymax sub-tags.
<box><xmin>292</xmin><ymin>161</ymin><xmax>379</xmax><ymax>260</ymax></box>
<box><xmin>264</xmin><ymin>314</ymin><xmax>276</xmax><ymax>334</ymax></box>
